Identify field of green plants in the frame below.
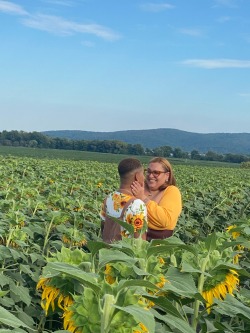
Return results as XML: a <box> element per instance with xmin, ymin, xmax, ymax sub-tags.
<box><xmin>0</xmin><ymin>154</ymin><xmax>249</xmax><ymax>333</ymax></box>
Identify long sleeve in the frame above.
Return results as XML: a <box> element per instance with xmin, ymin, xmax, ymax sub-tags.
<box><xmin>146</xmin><ymin>186</ymin><xmax>182</xmax><ymax>230</ymax></box>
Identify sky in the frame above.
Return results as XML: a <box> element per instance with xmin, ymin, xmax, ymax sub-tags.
<box><xmin>0</xmin><ymin>0</ymin><xmax>250</xmax><ymax>134</ymax></box>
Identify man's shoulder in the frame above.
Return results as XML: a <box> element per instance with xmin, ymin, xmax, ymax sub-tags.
<box><xmin>131</xmin><ymin>198</ymin><xmax>145</xmax><ymax>204</ymax></box>
<box><xmin>127</xmin><ymin>198</ymin><xmax>147</xmax><ymax>209</ymax></box>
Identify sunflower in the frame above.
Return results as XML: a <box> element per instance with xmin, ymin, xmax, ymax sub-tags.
<box><xmin>155</xmin><ymin>275</ymin><xmax>167</xmax><ymax>289</ymax></box>
<box><xmin>233</xmin><ymin>244</ymin><xmax>245</xmax><ymax>264</ymax></box>
<box><xmin>112</xmin><ymin>193</ymin><xmax>131</xmax><ymax>210</ymax></box>
<box><xmin>121</xmin><ymin>230</ymin><xmax>129</xmax><ymax>238</ymax></box>
<box><xmin>226</xmin><ymin>225</ymin><xmax>245</xmax><ymax>263</ymax></box>
<box><xmin>36</xmin><ymin>278</ymin><xmax>60</xmax><ymax>314</ymax></box>
<box><xmin>104</xmin><ymin>264</ymin><xmax>116</xmax><ymax>284</ymax></box>
<box><xmin>62</xmin><ymin>235</ymin><xmax>87</xmax><ymax>247</ymax></box>
<box><xmin>112</xmin><ymin>193</ymin><xmax>124</xmax><ymax>210</ymax></box>
<box><xmin>126</xmin><ymin>212</ymin><xmax>144</xmax><ymax>231</ymax></box>
<box><xmin>226</xmin><ymin>225</ymin><xmax>240</xmax><ymax>239</ymax></box>
<box><xmin>202</xmin><ymin>269</ymin><xmax>239</xmax><ymax>313</ymax></box>
<box><xmin>63</xmin><ymin>305</ymin><xmax>81</xmax><ymax>333</ymax></box>
<box><xmin>133</xmin><ymin>322</ymin><xmax>149</xmax><ymax>333</ymax></box>
<box><xmin>36</xmin><ymin>277</ymin><xmax>73</xmax><ymax>315</ymax></box>
<box><xmin>141</xmin><ymin>293</ymin><xmax>155</xmax><ymax>309</ymax></box>
<box><xmin>158</xmin><ymin>257</ymin><xmax>165</xmax><ymax>265</ymax></box>
<box><xmin>143</xmin><ymin>274</ymin><xmax>168</xmax><ymax>308</ymax></box>
<box><xmin>58</xmin><ymin>294</ymin><xmax>74</xmax><ymax>311</ymax></box>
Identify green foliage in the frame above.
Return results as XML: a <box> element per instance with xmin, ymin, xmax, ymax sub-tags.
<box><xmin>0</xmin><ymin>130</ymin><xmax>145</xmax><ymax>156</ymax></box>
<box><xmin>0</xmin><ymin>155</ymin><xmax>249</xmax><ymax>332</ymax></box>
<box><xmin>42</xmin><ymin>129</ymin><xmax>250</xmax><ymax>155</ymax></box>
<box><xmin>1</xmin><ymin>129</ymin><xmax>250</xmax><ymax>162</ymax></box>
<box><xmin>240</xmin><ymin>161</ymin><xmax>250</xmax><ymax>168</ymax></box>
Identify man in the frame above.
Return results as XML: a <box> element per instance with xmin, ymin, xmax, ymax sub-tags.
<box><xmin>100</xmin><ymin>158</ymin><xmax>147</xmax><ymax>243</ymax></box>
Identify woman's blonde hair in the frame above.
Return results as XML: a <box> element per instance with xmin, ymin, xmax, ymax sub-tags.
<box><xmin>148</xmin><ymin>157</ymin><xmax>177</xmax><ymax>189</ymax></box>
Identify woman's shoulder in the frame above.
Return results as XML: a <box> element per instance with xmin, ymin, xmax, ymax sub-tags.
<box><xmin>164</xmin><ymin>184</ymin><xmax>178</xmax><ymax>190</ymax></box>
<box><xmin>164</xmin><ymin>185</ymin><xmax>181</xmax><ymax>195</ymax></box>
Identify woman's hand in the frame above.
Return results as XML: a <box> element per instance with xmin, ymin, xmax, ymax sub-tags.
<box><xmin>131</xmin><ymin>181</ymin><xmax>145</xmax><ymax>200</ymax></box>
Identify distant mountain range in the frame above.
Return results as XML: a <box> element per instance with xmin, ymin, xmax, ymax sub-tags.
<box><xmin>42</xmin><ymin>128</ymin><xmax>250</xmax><ymax>155</ymax></box>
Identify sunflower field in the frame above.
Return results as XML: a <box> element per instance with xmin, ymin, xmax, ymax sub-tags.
<box><xmin>0</xmin><ymin>155</ymin><xmax>249</xmax><ymax>333</ymax></box>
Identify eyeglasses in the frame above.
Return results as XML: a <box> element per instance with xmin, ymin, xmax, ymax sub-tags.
<box><xmin>145</xmin><ymin>169</ymin><xmax>168</xmax><ymax>177</ymax></box>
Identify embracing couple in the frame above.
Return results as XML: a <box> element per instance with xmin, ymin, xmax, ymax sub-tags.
<box><xmin>100</xmin><ymin>157</ymin><xmax>182</xmax><ymax>243</ymax></box>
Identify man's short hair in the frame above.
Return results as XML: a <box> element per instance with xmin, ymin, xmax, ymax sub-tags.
<box><xmin>118</xmin><ymin>158</ymin><xmax>143</xmax><ymax>178</ymax></box>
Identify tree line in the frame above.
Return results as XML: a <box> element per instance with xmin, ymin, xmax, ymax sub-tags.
<box><xmin>0</xmin><ymin>130</ymin><xmax>249</xmax><ymax>164</ymax></box>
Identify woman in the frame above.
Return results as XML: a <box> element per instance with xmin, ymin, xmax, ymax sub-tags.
<box><xmin>131</xmin><ymin>157</ymin><xmax>182</xmax><ymax>241</ymax></box>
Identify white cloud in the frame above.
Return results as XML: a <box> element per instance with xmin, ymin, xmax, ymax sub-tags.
<box><xmin>140</xmin><ymin>2</ymin><xmax>174</xmax><ymax>12</ymax></box>
<box><xmin>0</xmin><ymin>1</ymin><xmax>120</xmax><ymax>41</ymax></box>
<box><xmin>178</xmin><ymin>28</ymin><xmax>203</xmax><ymax>37</ymax></box>
<box><xmin>0</xmin><ymin>0</ymin><xmax>28</xmax><ymax>15</ymax></box>
<box><xmin>181</xmin><ymin>59</ymin><xmax>250</xmax><ymax>69</ymax></box>
<box><xmin>21</xmin><ymin>14</ymin><xmax>121</xmax><ymax>41</ymax></box>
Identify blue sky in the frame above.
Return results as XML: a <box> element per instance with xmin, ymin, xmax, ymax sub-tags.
<box><xmin>0</xmin><ymin>0</ymin><xmax>250</xmax><ymax>134</ymax></box>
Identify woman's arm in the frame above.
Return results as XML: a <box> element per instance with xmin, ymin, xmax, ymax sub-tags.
<box><xmin>147</xmin><ymin>186</ymin><xmax>182</xmax><ymax>230</ymax></box>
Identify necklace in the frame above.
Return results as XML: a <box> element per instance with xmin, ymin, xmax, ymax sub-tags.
<box><xmin>148</xmin><ymin>190</ymin><xmax>160</xmax><ymax>199</ymax></box>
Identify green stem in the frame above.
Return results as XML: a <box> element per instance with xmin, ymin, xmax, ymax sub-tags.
<box><xmin>101</xmin><ymin>294</ymin><xmax>115</xmax><ymax>333</ymax></box>
<box><xmin>205</xmin><ymin>197</ymin><xmax>227</xmax><ymax>220</ymax></box>
<box><xmin>5</xmin><ymin>189</ymin><xmax>10</xmax><ymax>200</ymax></box>
<box><xmin>192</xmin><ymin>255</ymin><xmax>210</xmax><ymax>330</ymax></box>
<box><xmin>6</xmin><ymin>228</ymin><xmax>15</xmax><ymax>247</ymax></box>
<box><xmin>32</xmin><ymin>202</ymin><xmax>39</xmax><ymax>216</ymax></box>
<box><xmin>43</xmin><ymin>217</ymin><xmax>54</xmax><ymax>255</ymax></box>
<box><xmin>170</xmin><ymin>253</ymin><xmax>177</xmax><ymax>267</ymax></box>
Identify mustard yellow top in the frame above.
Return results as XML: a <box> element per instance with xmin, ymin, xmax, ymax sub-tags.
<box><xmin>146</xmin><ymin>185</ymin><xmax>182</xmax><ymax>230</ymax></box>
